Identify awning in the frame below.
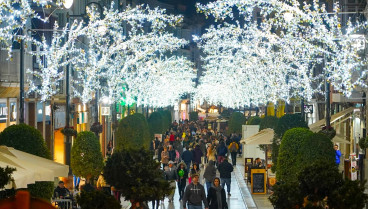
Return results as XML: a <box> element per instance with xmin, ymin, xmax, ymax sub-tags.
<box><xmin>309</xmin><ymin>107</ymin><xmax>355</xmax><ymax>132</ymax></box>
<box><xmin>205</xmin><ymin>116</ymin><xmax>218</xmax><ymax>121</ymax></box>
<box><xmin>0</xmin><ymin>87</ymin><xmax>19</xmax><ymax>98</ymax></box>
<box><xmin>332</xmin><ymin>134</ymin><xmax>351</xmax><ymax>144</ymax></box>
<box><xmin>0</xmin><ymin>146</ymin><xmax>69</xmax><ymax>177</ymax></box>
<box><xmin>240</xmin><ymin>128</ymin><xmax>274</xmax><ymax>145</ymax></box>
<box><xmin>0</xmin><ymin>146</ymin><xmax>69</xmax><ymax>189</ymax></box>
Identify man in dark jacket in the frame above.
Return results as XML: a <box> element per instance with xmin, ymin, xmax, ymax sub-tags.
<box><xmin>218</xmin><ymin>158</ymin><xmax>233</xmax><ymax>196</ymax></box>
<box><xmin>165</xmin><ymin>161</ymin><xmax>178</xmax><ymax>202</ymax></box>
<box><xmin>216</xmin><ymin>141</ymin><xmax>228</xmax><ymax>164</ymax></box>
<box><xmin>183</xmin><ymin>173</ymin><xmax>209</xmax><ymax>209</ymax></box>
<box><xmin>182</xmin><ymin>146</ymin><xmax>193</xmax><ymax>172</ymax></box>
<box><xmin>203</xmin><ymin>160</ymin><xmax>216</xmax><ymax>193</ymax></box>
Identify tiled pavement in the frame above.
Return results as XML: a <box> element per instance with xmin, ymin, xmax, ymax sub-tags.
<box><xmin>122</xmin><ymin>157</ymin><xmax>273</xmax><ymax>209</ymax></box>
<box><xmin>147</xmin><ymin>164</ymin><xmax>248</xmax><ymax>209</ymax></box>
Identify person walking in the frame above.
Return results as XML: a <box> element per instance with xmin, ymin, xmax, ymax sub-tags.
<box><xmin>189</xmin><ymin>162</ymin><xmax>200</xmax><ymax>184</ymax></box>
<box><xmin>228</xmin><ymin>140</ymin><xmax>239</xmax><ymax>166</ymax></box>
<box><xmin>216</xmin><ymin>141</ymin><xmax>228</xmax><ymax>164</ymax></box>
<box><xmin>203</xmin><ymin>160</ymin><xmax>217</xmax><ymax>193</ymax></box>
<box><xmin>161</xmin><ymin>147</ymin><xmax>169</xmax><ymax>168</ymax></box>
<box><xmin>183</xmin><ymin>173</ymin><xmax>209</xmax><ymax>209</ymax></box>
<box><xmin>165</xmin><ymin>161</ymin><xmax>178</xmax><ymax>202</ymax></box>
<box><xmin>193</xmin><ymin>144</ymin><xmax>203</xmax><ymax>166</ymax></box>
<box><xmin>168</xmin><ymin>145</ymin><xmax>176</xmax><ymax>163</ymax></box>
<box><xmin>182</xmin><ymin>146</ymin><xmax>194</xmax><ymax>172</ymax></box>
<box><xmin>207</xmin><ymin>177</ymin><xmax>228</xmax><ymax>209</ymax></box>
<box><xmin>207</xmin><ymin>143</ymin><xmax>216</xmax><ymax>162</ymax></box>
<box><xmin>177</xmin><ymin>161</ymin><xmax>189</xmax><ymax>200</ymax></box>
<box><xmin>218</xmin><ymin>158</ymin><xmax>233</xmax><ymax>197</ymax></box>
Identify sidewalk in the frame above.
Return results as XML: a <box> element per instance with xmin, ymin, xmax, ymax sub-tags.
<box><xmin>236</xmin><ymin>157</ymin><xmax>273</xmax><ymax>209</ymax></box>
<box><xmin>147</xmin><ymin>162</ymin><xmax>248</xmax><ymax>209</ymax></box>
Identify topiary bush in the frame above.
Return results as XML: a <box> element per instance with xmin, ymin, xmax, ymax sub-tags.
<box><xmin>270</xmin><ymin>160</ymin><xmax>368</xmax><ymax>209</ymax></box>
<box><xmin>104</xmin><ymin>148</ymin><xmax>172</xmax><ymax>206</ymax></box>
<box><xmin>27</xmin><ymin>181</ymin><xmax>54</xmax><ymax>201</ymax></box>
<box><xmin>274</xmin><ymin>114</ymin><xmax>308</xmax><ymax>139</ymax></box>
<box><xmin>160</xmin><ymin>110</ymin><xmax>172</xmax><ymax>132</ymax></box>
<box><xmin>71</xmin><ymin>131</ymin><xmax>104</xmax><ymax>181</ymax></box>
<box><xmin>359</xmin><ymin>137</ymin><xmax>368</xmax><ymax>150</ymax></box>
<box><xmin>260</xmin><ymin>116</ymin><xmax>279</xmax><ymax>130</ymax></box>
<box><xmin>272</xmin><ymin>114</ymin><xmax>309</xmax><ymax>172</ymax></box>
<box><xmin>116</xmin><ymin>113</ymin><xmax>151</xmax><ymax>151</ymax></box>
<box><xmin>318</xmin><ymin>126</ymin><xmax>336</xmax><ymax>140</ymax></box>
<box><xmin>0</xmin><ymin>124</ymin><xmax>51</xmax><ymax>159</ymax></box>
<box><xmin>148</xmin><ymin>112</ymin><xmax>164</xmax><ymax>136</ymax></box>
<box><xmin>0</xmin><ymin>124</ymin><xmax>53</xmax><ymax>201</ymax></box>
<box><xmin>276</xmin><ymin>128</ymin><xmax>313</xmax><ymax>182</ymax></box>
<box><xmin>269</xmin><ymin>181</ymin><xmax>303</xmax><ymax>209</ymax></box>
<box><xmin>76</xmin><ymin>190</ymin><xmax>121</xmax><ymax>209</ymax></box>
<box><xmin>247</xmin><ymin>116</ymin><xmax>261</xmax><ymax>125</ymax></box>
<box><xmin>189</xmin><ymin>111</ymin><xmax>199</xmax><ymax>122</ymax></box>
<box><xmin>228</xmin><ymin>112</ymin><xmax>246</xmax><ymax>134</ymax></box>
<box><xmin>297</xmin><ymin>133</ymin><xmax>335</xmax><ymax>170</ymax></box>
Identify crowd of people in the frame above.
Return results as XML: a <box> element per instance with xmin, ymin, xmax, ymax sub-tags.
<box><xmin>150</xmin><ymin>120</ymin><xmax>242</xmax><ymax>209</ymax></box>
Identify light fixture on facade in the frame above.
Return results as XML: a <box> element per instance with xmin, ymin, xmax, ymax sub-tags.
<box><xmin>63</xmin><ymin>0</ymin><xmax>73</xmax><ymax>9</ymax></box>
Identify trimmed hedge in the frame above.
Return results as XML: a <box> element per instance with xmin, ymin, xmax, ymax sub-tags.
<box><xmin>148</xmin><ymin>112</ymin><xmax>164</xmax><ymax>136</ymax></box>
<box><xmin>228</xmin><ymin>112</ymin><xmax>246</xmax><ymax>134</ymax></box>
<box><xmin>0</xmin><ymin>124</ymin><xmax>51</xmax><ymax>159</ymax></box>
<box><xmin>0</xmin><ymin>124</ymin><xmax>53</xmax><ymax>201</ymax></box>
<box><xmin>189</xmin><ymin>111</ymin><xmax>199</xmax><ymax>122</ymax></box>
<box><xmin>276</xmin><ymin>128</ymin><xmax>313</xmax><ymax>182</ymax></box>
<box><xmin>274</xmin><ymin>114</ymin><xmax>308</xmax><ymax>139</ymax></box>
<box><xmin>76</xmin><ymin>190</ymin><xmax>121</xmax><ymax>209</ymax></box>
<box><xmin>247</xmin><ymin>116</ymin><xmax>261</xmax><ymax>125</ymax></box>
<box><xmin>116</xmin><ymin>113</ymin><xmax>151</xmax><ymax>151</ymax></box>
<box><xmin>277</xmin><ymin>128</ymin><xmax>336</xmax><ymax>183</ymax></box>
<box><xmin>260</xmin><ymin>116</ymin><xmax>279</xmax><ymax>130</ymax></box>
<box><xmin>160</xmin><ymin>110</ymin><xmax>172</xmax><ymax>133</ymax></box>
<box><xmin>71</xmin><ymin>131</ymin><xmax>104</xmax><ymax>180</ymax></box>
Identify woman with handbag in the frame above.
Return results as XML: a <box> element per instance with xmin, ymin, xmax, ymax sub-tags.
<box><xmin>207</xmin><ymin>177</ymin><xmax>228</xmax><ymax>209</ymax></box>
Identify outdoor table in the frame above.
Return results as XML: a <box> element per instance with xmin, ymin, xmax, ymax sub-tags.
<box><xmin>52</xmin><ymin>198</ymin><xmax>73</xmax><ymax>209</ymax></box>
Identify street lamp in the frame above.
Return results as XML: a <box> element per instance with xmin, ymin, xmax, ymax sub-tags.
<box><xmin>63</xmin><ymin>0</ymin><xmax>73</xmax><ymax>9</ymax></box>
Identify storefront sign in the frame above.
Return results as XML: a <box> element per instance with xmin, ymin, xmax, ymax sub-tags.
<box><xmin>101</xmin><ymin>107</ymin><xmax>110</xmax><ymax>116</ymax></box>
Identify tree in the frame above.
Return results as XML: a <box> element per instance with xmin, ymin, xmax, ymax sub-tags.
<box><xmin>148</xmin><ymin>112</ymin><xmax>164</xmax><ymax>136</ymax></box>
<box><xmin>0</xmin><ymin>166</ymin><xmax>15</xmax><ymax>189</ymax></box>
<box><xmin>228</xmin><ymin>112</ymin><xmax>246</xmax><ymax>134</ymax></box>
<box><xmin>0</xmin><ymin>124</ymin><xmax>53</xmax><ymax>201</ymax></box>
<box><xmin>76</xmin><ymin>190</ymin><xmax>120</xmax><ymax>209</ymax></box>
<box><xmin>71</xmin><ymin>131</ymin><xmax>104</xmax><ymax>181</ymax></box>
<box><xmin>189</xmin><ymin>111</ymin><xmax>199</xmax><ymax>122</ymax></box>
<box><xmin>159</xmin><ymin>110</ymin><xmax>172</xmax><ymax>133</ymax></box>
<box><xmin>276</xmin><ymin>128</ymin><xmax>313</xmax><ymax>182</ymax></box>
<box><xmin>116</xmin><ymin>113</ymin><xmax>151</xmax><ymax>151</ymax></box>
<box><xmin>247</xmin><ymin>116</ymin><xmax>261</xmax><ymax>125</ymax></box>
<box><xmin>259</xmin><ymin>116</ymin><xmax>279</xmax><ymax>130</ymax></box>
<box><xmin>270</xmin><ymin>160</ymin><xmax>368</xmax><ymax>209</ymax></box>
<box><xmin>103</xmin><ymin>148</ymin><xmax>172</xmax><ymax>206</ymax></box>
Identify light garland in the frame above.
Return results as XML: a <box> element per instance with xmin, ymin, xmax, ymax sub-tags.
<box><xmin>195</xmin><ymin>0</ymin><xmax>368</xmax><ymax>107</ymax></box>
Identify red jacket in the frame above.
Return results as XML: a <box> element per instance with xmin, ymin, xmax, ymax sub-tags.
<box><xmin>170</xmin><ymin>134</ymin><xmax>175</xmax><ymax>142</ymax></box>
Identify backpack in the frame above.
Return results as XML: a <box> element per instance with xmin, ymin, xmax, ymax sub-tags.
<box><xmin>230</xmin><ymin>142</ymin><xmax>237</xmax><ymax>152</ymax></box>
<box><xmin>218</xmin><ymin>146</ymin><xmax>227</xmax><ymax>156</ymax></box>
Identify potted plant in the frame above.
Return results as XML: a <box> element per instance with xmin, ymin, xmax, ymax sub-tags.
<box><xmin>61</xmin><ymin>126</ymin><xmax>77</xmax><ymax>137</ymax></box>
<box><xmin>90</xmin><ymin>122</ymin><xmax>103</xmax><ymax>134</ymax></box>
